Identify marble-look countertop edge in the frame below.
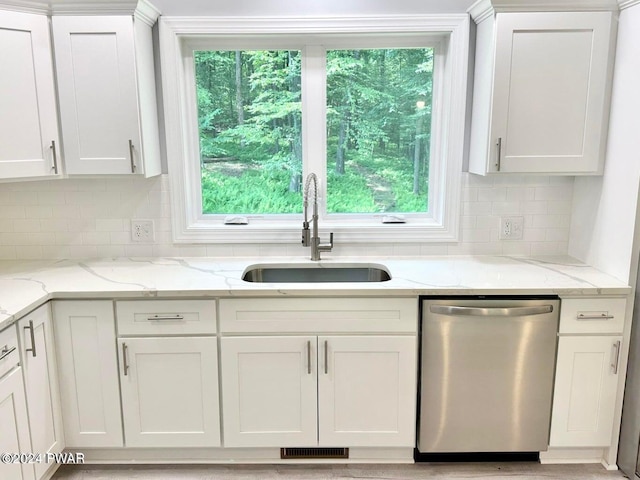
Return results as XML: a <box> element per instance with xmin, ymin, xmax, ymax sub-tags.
<box><xmin>0</xmin><ymin>255</ymin><xmax>631</xmax><ymax>333</ymax></box>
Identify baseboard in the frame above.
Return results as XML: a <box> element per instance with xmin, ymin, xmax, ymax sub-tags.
<box><xmin>539</xmin><ymin>447</ymin><xmax>606</xmax><ymax>464</ymax></box>
<box><xmin>68</xmin><ymin>447</ymin><xmax>414</xmax><ymax>464</ymax></box>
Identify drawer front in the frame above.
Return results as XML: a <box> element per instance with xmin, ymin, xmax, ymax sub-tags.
<box><xmin>219</xmin><ymin>297</ymin><xmax>418</xmax><ymax>334</ymax></box>
<box><xmin>116</xmin><ymin>300</ymin><xmax>216</xmax><ymax>335</ymax></box>
<box><xmin>0</xmin><ymin>325</ymin><xmax>20</xmax><ymax>378</ymax></box>
<box><xmin>559</xmin><ymin>297</ymin><xmax>626</xmax><ymax>334</ymax></box>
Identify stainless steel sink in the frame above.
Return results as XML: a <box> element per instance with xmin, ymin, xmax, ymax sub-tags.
<box><xmin>242</xmin><ymin>264</ymin><xmax>391</xmax><ymax>283</ymax></box>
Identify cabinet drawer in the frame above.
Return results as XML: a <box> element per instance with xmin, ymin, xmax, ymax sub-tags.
<box><xmin>219</xmin><ymin>297</ymin><xmax>417</xmax><ymax>333</ymax></box>
<box><xmin>116</xmin><ymin>300</ymin><xmax>216</xmax><ymax>335</ymax></box>
<box><xmin>0</xmin><ymin>325</ymin><xmax>20</xmax><ymax>378</ymax></box>
<box><xmin>559</xmin><ymin>297</ymin><xmax>626</xmax><ymax>334</ymax></box>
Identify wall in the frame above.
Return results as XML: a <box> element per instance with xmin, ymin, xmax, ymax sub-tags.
<box><xmin>0</xmin><ymin>173</ymin><xmax>573</xmax><ymax>259</ymax></box>
<box><xmin>568</xmin><ymin>3</ymin><xmax>640</xmax><ymax>284</ymax></box>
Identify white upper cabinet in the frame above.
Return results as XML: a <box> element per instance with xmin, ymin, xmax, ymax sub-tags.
<box><xmin>0</xmin><ymin>10</ymin><xmax>61</xmax><ymax>180</ymax></box>
<box><xmin>52</xmin><ymin>4</ymin><xmax>161</xmax><ymax>176</ymax></box>
<box><xmin>468</xmin><ymin>5</ymin><xmax>616</xmax><ymax>175</ymax></box>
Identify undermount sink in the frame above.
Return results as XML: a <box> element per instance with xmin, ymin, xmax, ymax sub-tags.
<box><xmin>242</xmin><ymin>263</ymin><xmax>391</xmax><ymax>283</ymax></box>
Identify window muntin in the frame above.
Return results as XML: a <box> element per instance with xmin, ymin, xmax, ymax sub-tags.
<box><xmin>325</xmin><ymin>48</ymin><xmax>434</xmax><ymax>215</ymax></box>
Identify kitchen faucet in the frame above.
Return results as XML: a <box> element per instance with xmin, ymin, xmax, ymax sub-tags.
<box><xmin>302</xmin><ymin>173</ymin><xmax>334</xmax><ymax>261</ymax></box>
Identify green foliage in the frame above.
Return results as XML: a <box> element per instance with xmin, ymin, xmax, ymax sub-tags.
<box><xmin>195</xmin><ymin>47</ymin><xmax>433</xmax><ymax>215</ymax></box>
<box><xmin>201</xmin><ymin>167</ymin><xmax>301</xmax><ymax>214</ymax></box>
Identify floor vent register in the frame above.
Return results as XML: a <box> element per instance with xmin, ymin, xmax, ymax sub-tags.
<box><xmin>280</xmin><ymin>448</ymin><xmax>349</xmax><ymax>459</ymax></box>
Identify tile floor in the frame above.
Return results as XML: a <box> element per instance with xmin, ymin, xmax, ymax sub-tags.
<box><xmin>52</xmin><ymin>463</ymin><xmax>628</xmax><ymax>480</ymax></box>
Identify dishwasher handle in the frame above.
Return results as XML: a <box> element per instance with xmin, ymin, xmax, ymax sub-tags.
<box><xmin>429</xmin><ymin>304</ymin><xmax>554</xmax><ymax>317</ymax></box>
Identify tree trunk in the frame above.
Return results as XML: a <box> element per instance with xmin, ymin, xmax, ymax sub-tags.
<box><xmin>235</xmin><ymin>51</ymin><xmax>244</xmax><ymax>125</ymax></box>
<box><xmin>413</xmin><ymin>115</ymin><xmax>424</xmax><ymax>195</ymax></box>
<box><xmin>335</xmin><ymin>114</ymin><xmax>347</xmax><ymax>175</ymax></box>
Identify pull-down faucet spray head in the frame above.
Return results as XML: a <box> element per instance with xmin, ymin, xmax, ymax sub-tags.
<box><xmin>302</xmin><ymin>173</ymin><xmax>318</xmax><ymax>247</ymax></box>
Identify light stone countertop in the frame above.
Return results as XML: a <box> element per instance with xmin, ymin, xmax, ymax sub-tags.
<box><xmin>0</xmin><ymin>255</ymin><xmax>631</xmax><ymax>332</ymax></box>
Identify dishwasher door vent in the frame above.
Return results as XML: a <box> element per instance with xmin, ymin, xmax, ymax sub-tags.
<box><xmin>280</xmin><ymin>448</ymin><xmax>349</xmax><ymax>459</ymax></box>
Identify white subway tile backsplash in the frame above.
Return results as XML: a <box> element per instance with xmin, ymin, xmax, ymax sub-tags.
<box><xmin>96</xmin><ymin>219</ymin><xmax>124</xmax><ymax>232</ymax></box>
<box><xmin>534</xmin><ymin>186</ymin><xmax>573</xmax><ymax>201</ymax></box>
<box><xmin>0</xmin><ymin>206</ymin><xmax>26</xmax><ymax>218</ymax></box>
<box><xmin>521</xmin><ymin>201</ymin><xmax>548</xmax><ymax>214</ymax></box>
<box><xmin>16</xmin><ymin>246</ymin><xmax>42</xmax><ymax>259</ymax></box>
<box><xmin>491</xmin><ymin>202</ymin><xmax>522</xmax><ymax>215</ymax></box>
<box><xmin>477</xmin><ymin>187</ymin><xmax>507</xmax><ymax>202</ymax></box>
<box><xmin>463</xmin><ymin>201</ymin><xmax>492</xmax><ymax>216</ymax></box>
<box><xmin>531</xmin><ymin>214</ymin><xmax>572</xmax><ymax>229</ymax></box>
<box><xmin>545</xmin><ymin>228</ymin><xmax>570</xmax><ymax>242</ymax></box>
<box><xmin>37</xmin><ymin>191</ymin><xmax>66</xmax><ymax>206</ymax></box>
<box><xmin>0</xmin><ymin>173</ymin><xmax>574</xmax><ymax>259</ymax></box>
<box><xmin>393</xmin><ymin>244</ymin><xmax>422</xmax><ymax>256</ymax></box>
<box><xmin>0</xmin><ymin>246</ymin><xmax>16</xmax><ymax>259</ymax></box>
<box><xmin>40</xmin><ymin>219</ymin><xmax>68</xmax><ymax>232</ymax></box>
<box><xmin>12</xmin><ymin>219</ymin><xmax>41</xmax><ymax>233</ymax></box>
<box><xmin>25</xmin><ymin>206</ymin><xmax>53</xmax><ymax>218</ymax></box>
<box><xmin>82</xmin><ymin>232</ymin><xmax>112</xmax><ymax>246</ymax></box>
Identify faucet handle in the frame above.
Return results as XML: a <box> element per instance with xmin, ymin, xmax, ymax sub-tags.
<box><xmin>328</xmin><ymin>232</ymin><xmax>334</xmax><ymax>247</ymax></box>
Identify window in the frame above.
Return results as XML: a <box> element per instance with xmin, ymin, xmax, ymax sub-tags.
<box><xmin>160</xmin><ymin>16</ymin><xmax>469</xmax><ymax>243</ymax></box>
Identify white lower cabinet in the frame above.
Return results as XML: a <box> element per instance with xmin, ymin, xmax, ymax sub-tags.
<box><xmin>550</xmin><ymin>335</ymin><xmax>622</xmax><ymax>447</ymax></box>
<box><xmin>18</xmin><ymin>304</ymin><xmax>64</xmax><ymax>480</ymax></box>
<box><xmin>53</xmin><ymin>301</ymin><xmax>123</xmax><ymax>447</ymax></box>
<box><xmin>221</xmin><ymin>335</ymin><xmax>416</xmax><ymax>448</ymax></box>
<box><xmin>317</xmin><ymin>335</ymin><xmax>416</xmax><ymax>447</ymax></box>
<box><xmin>118</xmin><ymin>337</ymin><xmax>221</xmax><ymax>447</ymax></box>
<box><xmin>0</xmin><ymin>326</ymin><xmax>35</xmax><ymax>480</ymax></box>
<box><xmin>0</xmin><ymin>369</ymin><xmax>35</xmax><ymax>480</ymax></box>
<box><xmin>221</xmin><ymin>336</ymin><xmax>318</xmax><ymax>447</ymax></box>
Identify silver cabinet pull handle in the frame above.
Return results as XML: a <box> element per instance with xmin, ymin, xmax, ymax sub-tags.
<box><xmin>122</xmin><ymin>342</ymin><xmax>129</xmax><ymax>376</ymax></box>
<box><xmin>147</xmin><ymin>315</ymin><xmax>184</xmax><ymax>321</ymax></box>
<box><xmin>577</xmin><ymin>313</ymin><xmax>615</xmax><ymax>320</ymax></box>
<box><xmin>0</xmin><ymin>345</ymin><xmax>16</xmax><ymax>361</ymax></box>
<box><xmin>24</xmin><ymin>320</ymin><xmax>36</xmax><ymax>357</ymax></box>
<box><xmin>50</xmin><ymin>140</ymin><xmax>58</xmax><ymax>174</ymax></box>
<box><xmin>611</xmin><ymin>340</ymin><xmax>621</xmax><ymax>375</ymax></box>
<box><xmin>429</xmin><ymin>305</ymin><xmax>553</xmax><ymax>317</ymax></box>
<box><xmin>306</xmin><ymin>340</ymin><xmax>311</xmax><ymax>375</ymax></box>
<box><xmin>129</xmin><ymin>139</ymin><xmax>136</xmax><ymax>173</ymax></box>
<box><xmin>496</xmin><ymin>137</ymin><xmax>502</xmax><ymax>171</ymax></box>
<box><xmin>324</xmin><ymin>340</ymin><xmax>328</xmax><ymax>375</ymax></box>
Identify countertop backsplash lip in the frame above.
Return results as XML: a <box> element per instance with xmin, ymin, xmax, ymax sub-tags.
<box><xmin>0</xmin><ymin>254</ymin><xmax>630</xmax><ymax>332</ymax></box>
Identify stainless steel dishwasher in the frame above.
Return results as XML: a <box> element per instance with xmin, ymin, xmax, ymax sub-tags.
<box><xmin>418</xmin><ymin>297</ymin><xmax>559</xmax><ymax>454</ymax></box>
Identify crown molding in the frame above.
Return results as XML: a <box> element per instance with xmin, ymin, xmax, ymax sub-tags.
<box><xmin>0</xmin><ymin>0</ymin><xmax>49</xmax><ymax>14</ymax></box>
<box><xmin>618</xmin><ymin>0</ymin><xmax>640</xmax><ymax>9</ymax></box>
<box><xmin>468</xmin><ymin>0</ymin><xmax>620</xmax><ymax>22</ymax></box>
<box><xmin>0</xmin><ymin>0</ymin><xmax>160</xmax><ymax>20</ymax></box>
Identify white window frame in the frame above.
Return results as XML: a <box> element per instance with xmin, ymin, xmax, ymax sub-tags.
<box><xmin>159</xmin><ymin>15</ymin><xmax>469</xmax><ymax>244</ymax></box>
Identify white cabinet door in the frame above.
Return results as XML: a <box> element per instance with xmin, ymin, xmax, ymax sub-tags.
<box><xmin>52</xmin><ymin>16</ymin><xmax>142</xmax><ymax>175</ymax></box>
<box><xmin>0</xmin><ymin>11</ymin><xmax>60</xmax><ymax>180</ymax></box>
<box><xmin>469</xmin><ymin>11</ymin><xmax>614</xmax><ymax>175</ymax></box>
<box><xmin>18</xmin><ymin>304</ymin><xmax>64</xmax><ymax>480</ymax></box>
<box><xmin>221</xmin><ymin>336</ymin><xmax>318</xmax><ymax>447</ymax></box>
<box><xmin>0</xmin><ymin>368</ymin><xmax>35</xmax><ymax>480</ymax></box>
<box><xmin>119</xmin><ymin>337</ymin><xmax>221</xmax><ymax>447</ymax></box>
<box><xmin>53</xmin><ymin>301</ymin><xmax>123</xmax><ymax>447</ymax></box>
<box><xmin>318</xmin><ymin>335</ymin><xmax>416</xmax><ymax>447</ymax></box>
<box><xmin>550</xmin><ymin>335</ymin><xmax>622</xmax><ymax>447</ymax></box>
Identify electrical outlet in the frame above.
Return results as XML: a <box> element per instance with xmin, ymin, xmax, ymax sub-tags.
<box><xmin>131</xmin><ymin>219</ymin><xmax>154</xmax><ymax>243</ymax></box>
<box><xmin>500</xmin><ymin>216</ymin><xmax>524</xmax><ymax>240</ymax></box>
